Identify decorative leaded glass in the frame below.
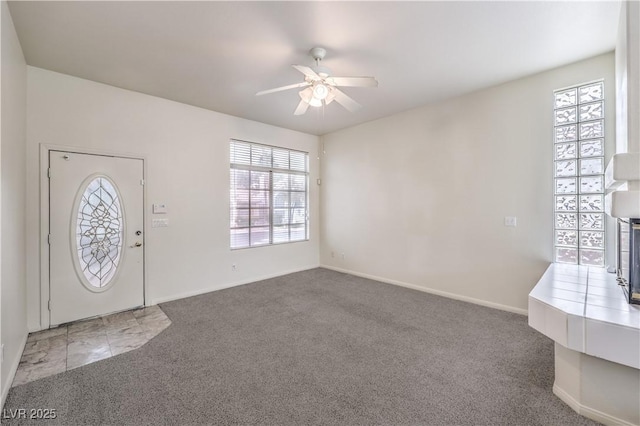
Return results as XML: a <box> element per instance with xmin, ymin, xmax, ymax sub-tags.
<box><xmin>554</xmin><ymin>81</ymin><xmax>605</xmax><ymax>265</ymax></box>
<box><xmin>76</xmin><ymin>177</ymin><xmax>123</xmax><ymax>288</ymax></box>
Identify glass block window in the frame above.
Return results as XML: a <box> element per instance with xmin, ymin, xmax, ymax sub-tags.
<box><xmin>230</xmin><ymin>140</ymin><xmax>309</xmax><ymax>249</ymax></box>
<box><xmin>553</xmin><ymin>81</ymin><xmax>605</xmax><ymax>266</ymax></box>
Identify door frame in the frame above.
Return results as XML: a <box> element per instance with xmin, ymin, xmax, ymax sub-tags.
<box><xmin>39</xmin><ymin>143</ymin><xmax>147</xmax><ymax>329</ymax></box>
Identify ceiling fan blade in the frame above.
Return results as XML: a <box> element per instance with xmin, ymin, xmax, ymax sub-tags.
<box><xmin>332</xmin><ymin>88</ymin><xmax>362</xmax><ymax>112</ymax></box>
<box><xmin>325</xmin><ymin>89</ymin><xmax>336</xmax><ymax>105</ymax></box>
<box><xmin>292</xmin><ymin>65</ymin><xmax>321</xmax><ymax>81</ymax></box>
<box><xmin>294</xmin><ymin>99</ymin><xmax>310</xmax><ymax>116</ymax></box>
<box><xmin>298</xmin><ymin>87</ymin><xmax>313</xmax><ymax>103</ymax></box>
<box><xmin>256</xmin><ymin>82</ymin><xmax>309</xmax><ymax>96</ymax></box>
<box><xmin>327</xmin><ymin>76</ymin><xmax>378</xmax><ymax>87</ymax></box>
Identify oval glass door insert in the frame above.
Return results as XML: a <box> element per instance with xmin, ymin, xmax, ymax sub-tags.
<box><xmin>75</xmin><ymin>176</ymin><xmax>124</xmax><ymax>288</ymax></box>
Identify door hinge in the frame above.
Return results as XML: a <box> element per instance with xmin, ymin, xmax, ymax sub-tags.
<box><xmin>47</xmin><ymin>168</ymin><xmax>51</xmax><ymax>179</ymax></box>
<box><xmin>140</xmin><ymin>179</ymin><xmax>145</xmax><ymax>186</ymax></box>
<box><xmin>47</xmin><ymin>300</ymin><xmax>51</xmax><ymax>311</ymax></box>
<box><xmin>47</xmin><ymin>234</ymin><xmax>51</xmax><ymax>245</ymax></box>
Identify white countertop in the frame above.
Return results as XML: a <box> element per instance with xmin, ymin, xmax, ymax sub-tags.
<box><xmin>528</xmin><ymin>263</ymin><xmax>640</xmax><ymax>369</ymax></box>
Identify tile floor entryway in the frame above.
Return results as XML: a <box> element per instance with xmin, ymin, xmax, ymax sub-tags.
<box><xmin>12</xmin><ymin>305</ymin><xmax>171</xmax><ymax>387</ymax></box>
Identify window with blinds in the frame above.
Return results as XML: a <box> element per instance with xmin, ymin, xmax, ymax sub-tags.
<box><xmin>553</xmin><ymin>81</ymin><xmax>606</xmax><ymax>266</ymax></box>
<box><xmin>230</xmin><ymin>140</ymin><xmax>309</xmax><ymax>249</ymax></box>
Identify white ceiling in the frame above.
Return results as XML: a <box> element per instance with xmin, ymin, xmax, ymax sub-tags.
<box><xmin>8</xmin><ymin>1</ymin><xmax>621</xmax><ymax>136</ymax></box>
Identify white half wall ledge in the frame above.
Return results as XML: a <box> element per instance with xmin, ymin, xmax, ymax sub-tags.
<box><xmin>605</xmin><ymin>190</ymin><xmax>640</xmax><ymax>218</ymax></box>
<box><xmin>605</xmin><ymin>152</ymin><xmax>640</xmax><ymax>189</ymax></box>
<box><xmin>320</xmin><ymin>265</ymin><xmax>528</xmax><ymax>316</ymax></box>
<box><xmin>529</xmin><ymin>263</ymin><xmax>640</xmax><ymax>426</ymax></box>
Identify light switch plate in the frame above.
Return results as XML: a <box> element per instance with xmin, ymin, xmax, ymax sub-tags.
<box><xmin>153</xmin><ymin>203</ymin><xmax>168</xmax><ymax>214</ymax></box>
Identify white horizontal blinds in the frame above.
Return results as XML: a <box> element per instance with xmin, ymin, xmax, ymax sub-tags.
<box><xmin>230</xmin><ymin>140</ymin><xmax>308</xmax><ymax>249</ymax></box>
<box><xmin>553</xmin><ymin>81</ymin><xmax>605</xmax><ymax>266</ymax></box>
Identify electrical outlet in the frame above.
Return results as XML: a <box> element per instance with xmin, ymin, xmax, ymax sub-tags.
<box><xmin>341</xmin><ymin>253</ymin><xmax>345</xmax><ymax>260</ymax></box>
<box><xmin>331</xmin><ymin>251</ymin><xmax>335</xmax><ymax>258</ymax></box>
<box><xmin>232</xmin><ymin>264</ymin><xmax>237</xmax><ymax>272</ymax></box>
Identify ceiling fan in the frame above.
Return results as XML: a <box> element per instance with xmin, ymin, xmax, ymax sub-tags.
<box><xmin>256</xmin><ymin>47</ymin><xmax>378</xmax><ymax>115</ymax></box>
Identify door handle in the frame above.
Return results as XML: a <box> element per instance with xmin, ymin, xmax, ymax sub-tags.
<box><xmin>130</xmin><ymin>242</ymin><xmax>143</xmax><ymax>248</ymax></box>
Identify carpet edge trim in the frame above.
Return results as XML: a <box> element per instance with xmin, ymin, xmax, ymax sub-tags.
<box><xmin>320</xmin><ymin>264</ymin><xmax>528</xmax><ymax>316</ymax></box>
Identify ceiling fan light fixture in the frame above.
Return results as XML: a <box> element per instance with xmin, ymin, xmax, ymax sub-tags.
<box><xmin>308</xmin><ymin>97</ymin><xmax>322</xmax><ymax>107</ymax></box>
<box><xmin>312</xmin><ymin>83</ymin><xmax>329</xmax><ymax>101</ymax></box>
<box><xmin>257</xmin><ymin>46</ymin><xmax>377</xmax><ymax>115</ymax></box>
<box><xmin>300</xmin><ymin>85</ymin><xmax>323</xmax><ymax>108</ymax></box>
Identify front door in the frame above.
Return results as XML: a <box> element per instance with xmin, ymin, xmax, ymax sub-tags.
<box><xmin>49</xmin><ymin>150</ymin><xmax>144</xmax><ymax>326</ymax></box>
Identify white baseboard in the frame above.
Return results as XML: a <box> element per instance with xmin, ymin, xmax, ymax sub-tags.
<box><xmin>554</xmin><ymin>384</ymin><xmax>637</xmax><ymax>426</ymax></box>
<box><xmin>552</xmin><ymin>383</ymin><xmax>582</xmax><ymax>414</ymax></box>
<box><xmin>1</xmin><ymin>332</ymin><xmax>28</xmax><ymax>411</ymax></box>
<box><xmin>149</xmin><ymin>264</ymin><xmax>321</xmax><ymax>305</ymax></box>
<box><xmin>320</xmin><ymin>264</ymin><xmax>528</xmax><ymax>316</ymax></box>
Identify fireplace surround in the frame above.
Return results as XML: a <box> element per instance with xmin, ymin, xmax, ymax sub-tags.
<box><xmin>617</xmin><ymin>218</ymin><xmax>640</xmax><ymax>304</ymax></box>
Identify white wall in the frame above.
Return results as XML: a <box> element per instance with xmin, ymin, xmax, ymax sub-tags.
<box><xmin>615</xmin><ymin>0</ymin><xmax>640</xmax><ymax>155</ymax></box>
<box><xmin>1</xmin><ymin>0</ymin><xmax>28</xmax><ymax>406</ymax></box>
<box><xmin>26</xmin><ymin>67</ymin><xmax>320</xmax><ymax>330</ymax></box>
<box><xmin>320</xmin><ymin>53</ymin><xmax>615</xmax><ymax>313</ymax></box>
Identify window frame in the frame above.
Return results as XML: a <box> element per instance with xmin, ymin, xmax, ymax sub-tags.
<box><xmin>229</xmin><ymin>139</ymin><xmax>309</xmax><ymax>250</ymax></box>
